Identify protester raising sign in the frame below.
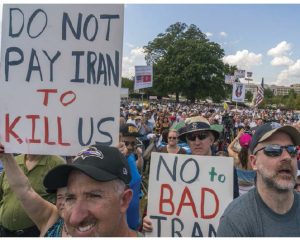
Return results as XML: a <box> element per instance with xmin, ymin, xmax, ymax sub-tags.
<box><xmin>0</xmin><ymin>4</ymin><xmax>124</xmax><ymax>155</ymax></box>
<box><xmin>146</xmin><ymin>152</ymin><xmax>233</xmax><ymax>237</ymax></box>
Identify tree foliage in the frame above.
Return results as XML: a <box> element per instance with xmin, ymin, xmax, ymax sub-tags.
<box><xmin>121</xmin><ymin>77</ymin><xmax>134</xmax><ymax>90</ymax></box>
<box><xmin>144</xmin><ymin>22</ymin><xmax>228</xmax><ymax>103</ymax></box>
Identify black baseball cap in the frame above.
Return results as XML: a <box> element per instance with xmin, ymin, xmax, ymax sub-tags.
<box><xmin>120</xmin><ymin>123</ymin><xmax>141</xmax><ymax>137</ymax></box>
<box><xmin>43</xmin><ymin>145</ymin><xmax>131</xmax><ymax>191</ymax></box>
<box><xmin>249</xmin><ymin>122</ymin><xmax>300</xmax><ymax>153</ymax></box>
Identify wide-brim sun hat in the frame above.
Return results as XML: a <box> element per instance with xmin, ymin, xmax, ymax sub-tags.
<box><xmin>178</xmin><ymin>116</ymin><xmax>220</xmax><ymax>142</ymax></box>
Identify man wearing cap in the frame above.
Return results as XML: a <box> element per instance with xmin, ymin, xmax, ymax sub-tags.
<box><xmin>217</xmin><ymin>122</ymin><xmax>300</xmax><ymax>237</ymax></box>
<box><xmin>44</xmin><ymin>144</ymin><xmax>143</xmax><ymax>237</ymax></box>
<box><xmin>119</xmin><ymin>123</ymin><xmax>143</xmax><ymax>230</ymax></box>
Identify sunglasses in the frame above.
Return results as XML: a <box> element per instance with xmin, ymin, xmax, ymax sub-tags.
<box><xmin>124</xmin><ymin>141</ymin><xmax>136</xmax><ymax>147</ymax></box>
<box><xmin>253</xmin><ymin>144</ymin><xmax>298</xmax><ymax>157</ymax></box>
<box><xmin>168</xmin><ymin>137</ymin><xmax>177</xmax><ymax>140</ymax></box>
<box><xmin>186</xmin><ymin>132</ymin><xmax>209</xmax><ymax>141</ymax></box>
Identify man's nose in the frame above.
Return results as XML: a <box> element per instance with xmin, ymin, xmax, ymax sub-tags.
<box><xmin>68</xmin><ymin>200</ymin><xmax>89</xmax><ymax>226</ymax></box>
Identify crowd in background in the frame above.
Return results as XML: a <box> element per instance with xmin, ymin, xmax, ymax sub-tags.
<box><xmin>0</xmin><ymin>98</ymin><xmax>300</xmax><ymax>237</ymax></box>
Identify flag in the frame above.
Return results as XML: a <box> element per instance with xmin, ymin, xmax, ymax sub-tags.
<box><xmin>223</xmin><ymin>102</ymin><xmax>229</xmax><ymax>110</ymax></box>
<box><xmin>255</xmin><ymin>78</ymin><xmax>264</xmax><ymax>107</ymax></box>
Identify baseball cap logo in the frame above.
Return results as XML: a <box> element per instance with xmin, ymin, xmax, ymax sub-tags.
<box><xmin>74</xmin><ymin>146</ymin><xmax>104</xmax><ymax>161</ymax></box>
<box><xmin>123</xmin><ymin>167</ymin><xmax>128</xmax><ymax>175</ymax></box>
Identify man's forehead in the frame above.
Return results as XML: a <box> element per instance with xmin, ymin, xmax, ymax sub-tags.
<box><xmin>67</xmin><ymin>171</ymin><xmax>112</xmax><ymax>190</ymax></box>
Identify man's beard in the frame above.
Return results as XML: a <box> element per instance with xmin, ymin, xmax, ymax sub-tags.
<box><xmin>258</xmin><ymin>163</ymin><xmax>296</xmax><ymax>192</ymax></box>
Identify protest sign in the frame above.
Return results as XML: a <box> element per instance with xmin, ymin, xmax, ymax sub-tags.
<box><xmin>0</xmin><ymin>4</ymin><xmax>124</xmax><ymax>155</ymax></box>
<box><xmin>234</xmin><ymin>69</ymin><xmax>245</xmax><ymax>78</ymax></box>
<box><xmin>134</xmin><ymin>65</ymin><xmax>153</xmax><ymax>90</ymax></box>
<box><xmin>146</xmin><ymin>152</ymin><xmax>233</xmax><ymax>237</ymax></box>
<box><xmin>232</xmin><ymin>82</ymin><xmax>245</xmax><ymax>102</ymax></box>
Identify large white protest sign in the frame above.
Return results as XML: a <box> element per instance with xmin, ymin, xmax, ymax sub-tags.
<box><xmin>134</xmin><ymin>65</ymin><xmax>153</xmax><ymax>90</ymax></box>
<box><xmin>232</xmin><ymin>82</ymin><xmax>245</xmax><ymax>102</ymax></box>
<box><xmin>0</xmin><ymin>4</ymin><xmax>124</xmax><ymax>155</ymax></box>
<box><xmin>146</xmin><ymin>152</ymin><xmax>233</xmax><ymax>237</ymax></box>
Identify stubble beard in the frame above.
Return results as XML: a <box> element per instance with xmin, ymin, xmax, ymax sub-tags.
<box><xmin>258</xmin><ymin>166</ymin><xmax>296</xmax><ymax>192</ymax></box>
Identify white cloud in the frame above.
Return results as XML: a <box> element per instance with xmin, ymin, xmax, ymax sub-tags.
<box><xmin>222</xmin><ymin>50</ymin><xmax>262</xmax><ymax>69</ymax></box>
<box><xmin>122</xmin><ymin>46</ymin><xmax>146</xmax><ymax>78</ymax></box>
<box><xmin>276</xmin><ymin>59</ymin><xmax>300</xmax><ymax>85</ymax></box>
<box><xmin>220</xmin><ymin>31</ymin><xmax>227</xmax><ymax>37</ymax></box>
<box><xmin>205</xmin><ymin>32</ymin><xmax>213</xmax><ymax>37</ymax></box>
<box><xmin>270</xmin><ymin>56</ymin><xmax>294</xmax><ymax>66</ymax></box>
<box><xmin>267</xmin><ymin>41</ymin><xmax>292</xmax><ymax>57</ymax></box>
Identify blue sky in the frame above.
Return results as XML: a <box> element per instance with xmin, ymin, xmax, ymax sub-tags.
<box><xmin>1</xmin><ymin>3</ymin><xmax>300</xmax><ymax>87</ymax></box>
<box><xmin>122</xmin><ymin>4</ymin><xmax>300</xmax><ymax>86</ymax></box>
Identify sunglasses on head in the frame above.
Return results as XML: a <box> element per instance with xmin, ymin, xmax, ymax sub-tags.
<box><xmin>253</xmin><ymin>144</ymin><xmax>298</xmax><ymax>157</ymax></box>
<box><xmin>186</xmin><ymin>132</ymin><xmax>209</xmax><ymax>141</ymax></box>
<box><xmin>124</xmin><ymin>141</ymin><xmax>136</xmax><ymax>147</ymax></box>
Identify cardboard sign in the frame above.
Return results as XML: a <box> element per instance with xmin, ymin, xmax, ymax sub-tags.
<box><xmin>0</xmin><ymin>4</ymin><xmax>124</xmax><ymax>155</ymax></box>
<box><xmin>232</xmin><ymin>82</ymin><xmax>245</xmax><ymax>102</ymax></box>
<box><xmin>146</xmin><ymin>152</ymin><xmax>233</xmax><ymax>237</ymax></box>
<box><xmin>134</xmin><ymin>65</ymin><xmax>153</xmax><ymax>90</ymax></box>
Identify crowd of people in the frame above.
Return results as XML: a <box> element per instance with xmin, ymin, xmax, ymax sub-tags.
<box><xmin>0</xmin><ymin>99</ymin><xmax>300</xmax><ymax>237</ymax></box>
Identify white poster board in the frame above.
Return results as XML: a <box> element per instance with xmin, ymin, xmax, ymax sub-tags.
<box><xmin>146</xmin><ymin>152</ymin><xmax>233</xmax><ymax>237</ymax></box>
<box><xmin>134</xmin><ymin>65</ymin><xmax>153</xmax><ymax>90</ymax></box>
<box><xmin>232</xmin><ymin>82</ymin><xmax>245</xmax><ymax>103</ymax></box>
<box><xmin>0</xmin><ymin>4</ymin><xmax>124</xmax><ymax>155</ymax></box>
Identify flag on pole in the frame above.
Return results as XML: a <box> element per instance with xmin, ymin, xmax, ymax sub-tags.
<box><xmin>255</xmin><ymin>78</ymin><xmax>264</xmax><ymax>107</ymax></box>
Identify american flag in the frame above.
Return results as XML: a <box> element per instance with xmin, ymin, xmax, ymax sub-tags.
<box><xmin>255</xmin><ymin>78</ymin><xmax>264</xmax><ymax>107</ymax></box>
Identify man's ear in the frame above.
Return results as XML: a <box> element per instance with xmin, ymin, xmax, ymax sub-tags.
<box><xmin>120</xmin><ymin>188</ymin><xmax>133</xmax><ymax>213</ymax></box>
<box><xmin>249</xmin><ymin>154</ymin><xmax>258</xmax><ymax>170</ymax></box>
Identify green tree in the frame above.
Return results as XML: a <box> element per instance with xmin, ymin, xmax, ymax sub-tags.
<box><xmin>121</xmin><ymin>77</ymin><xmax>134</xmax><ymax>90</ymax></box>
<box><xmin>245</xmin><ymin>91</ymin><xmax>253</xmax><ymax>102</ymax></box>
<box><xmin>144</xmin><ymin>22</ymin><xmax>227</xmax><ymax>103</ymax></box>
<box><xmin>264</xmin><ymin>88</ymin><xmax>274</xmax><ymax>99</ymax></box>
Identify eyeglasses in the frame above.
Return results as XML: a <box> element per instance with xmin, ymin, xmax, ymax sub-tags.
<box><xmin>168</xmin><ymin>137</ymin><xmax>177</xmax><ymax>140</ymax></box>
<box><xmin>253</xmin><ymin>144</ymin><xmax>298</xmax><ymax>157</ymax></box>
<box><xmin>186</xmin><ymin>132</ymin><xmax>209</xmax><ymax>141</ymax></box>
<box><xmin>124</xmin><ymin>141</ymin><xmax>136</xmax><ymax>147</ymax></box>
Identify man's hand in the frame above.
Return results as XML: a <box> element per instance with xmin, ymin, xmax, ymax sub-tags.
<box><xmin>143</xmin><ymin>216</ymin><xmax>153</xmax><ymax>232</ymax></box>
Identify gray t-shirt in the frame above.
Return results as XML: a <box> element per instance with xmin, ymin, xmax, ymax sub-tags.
<box><xmin>217</xmin><ymin>188</ymin><xmax>300</xmax><ymax>237</ymax></box>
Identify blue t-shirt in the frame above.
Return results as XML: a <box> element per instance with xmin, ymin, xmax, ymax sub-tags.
<box><xmin>126</xmin><ymin>153</ymin><xmax>142</xmax><ymax>230</ymax></box>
